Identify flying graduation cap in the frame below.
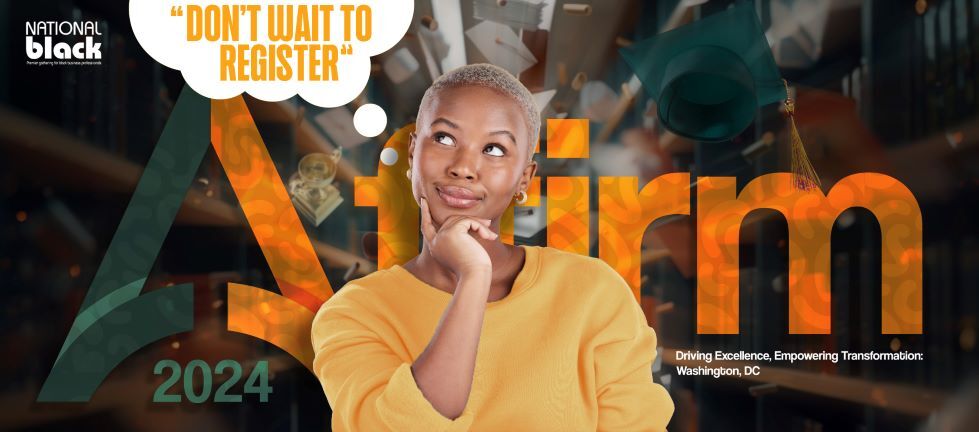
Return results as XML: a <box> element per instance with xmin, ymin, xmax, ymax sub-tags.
<box><xmin>621</xmin><ymin>2</ymin><xmax>820</xmax><ymax>189</ymax></box>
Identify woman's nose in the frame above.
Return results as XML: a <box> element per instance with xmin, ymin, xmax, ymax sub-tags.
<box><xmin>447</xmin><ymin>151</ymin><xmax>478</xmax><ymax>180</ymax></box>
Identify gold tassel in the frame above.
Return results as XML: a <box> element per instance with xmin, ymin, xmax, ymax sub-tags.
<box><xmin>783</xmin><ymin>80</ymin><xmax>821</xmax><ymax>191</ymax></box>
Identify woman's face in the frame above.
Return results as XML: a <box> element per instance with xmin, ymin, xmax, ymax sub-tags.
<box><xmin>409</xmin><ymin>86</ymin><xmax>537</xmax><ymax>227</ymax></box>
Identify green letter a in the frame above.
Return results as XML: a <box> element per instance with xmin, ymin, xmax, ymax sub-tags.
<box><xmin>38</xmin><ymin>87</ymin><xmax>208</xmax><ymax>401</ymax></box>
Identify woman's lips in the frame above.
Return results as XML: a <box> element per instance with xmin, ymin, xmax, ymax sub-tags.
<box><xmin>436</xmin><ymin>185</ymin><xmax>481</xmax><ymax>209</ymax></box>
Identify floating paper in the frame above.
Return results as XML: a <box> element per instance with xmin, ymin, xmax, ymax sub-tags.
<box><xmin>465</xmin><ymin>20</ymin><xmax>538</xmax><ymax>76</ymax></box>
<box><xmin>418</xmin><ymin>26</ymin><xmax>451</xmax><ymax>62</ymax></box>
<box><xmin>538</xmin><ymin>0</ymin><xmax>557</xmax><ymax>31</ymax></box>
<box><xmin>766</xmin><ymin>0</ymin><xmax>832</xmax><ymax>68</ymax></box>
<box><xmin>313</xmin><ymin>107</ymin><xmax>367</xmax><ymax>149</ymax></box>
<box><xmin>383</xmin><ymin>47</ymin><xmax>420</xmax><ymax>84</ymax></box>
<box><xmin>532</xmin><ymin>89</ymin><xmax>556</xmax><ymax>114</ymax></box>
<box><xmin>473</xmin><ymin>0</ymin><xmax>545</xmax><ymax>30</ymax></box>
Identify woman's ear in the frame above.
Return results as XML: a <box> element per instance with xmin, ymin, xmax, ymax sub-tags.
<box><xmin>518</xmin><ymin>160</ymin><xmax>538</xmax><ymax>192</ymax></box>
<box><xmin>407</xmin><ymin>132</ymin><xmax>416</xmax><ymax>171</ymax></box>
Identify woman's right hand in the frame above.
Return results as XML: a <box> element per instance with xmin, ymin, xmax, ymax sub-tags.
<box><xmin>419</xmin><ymin>196</ymin><xmax>497</xmax><ymax>280</ymax></box>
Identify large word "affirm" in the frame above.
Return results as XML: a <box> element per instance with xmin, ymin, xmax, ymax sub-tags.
<box><xmin>39</xmin><ymin>94</ymin><xmax>921</xmax><ymax>404</ymax></box>
<box><xmin>356</xmin><ymin>119</ymin><xmax>922</xmax><ymax>335</ymax></box>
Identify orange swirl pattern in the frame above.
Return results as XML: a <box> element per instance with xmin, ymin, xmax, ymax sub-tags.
<box><xmin>697</xmin><ymin>173</ymin><xmax>922</xmax><ymax>334</ymax></box>
<box><xmin>546</xmin><ymin>118</ymin><xmax>589</xmax><ymax>159</ymax></box>
<box><xmin>546</xmin><ymin>177</ymin><xmax>589</xmax><ymax>255</ymax></box>
<box><xmin>598</xmin><ymin>173</ymin><xmax>692</xmax><ymax>302</ymax></box>
<box><xmin>543</xmin><ymin>119</ymin><xmax>591</xmax><ymax>255</ymax></box>
<box><xmin>212</xmin><ymin>97</ymin><xmax>335</xmax><ymax>370</ymax></box>
<box><xmin>354</xmin><ymin>126</ymin><xmax>419</xmax><ymax>268</ymax></box>
<box><xmin>227</xmin><ymin>283</ymin><xmax>318</xmax><ymax>367</ymax></box>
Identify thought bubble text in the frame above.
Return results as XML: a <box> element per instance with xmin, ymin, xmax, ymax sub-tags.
<box><xmin>130</xmin><ymin>1</ymin><xmax>412</xmax><ymax>108</ymax></box>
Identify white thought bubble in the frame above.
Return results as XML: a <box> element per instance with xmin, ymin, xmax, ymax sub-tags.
<box><xmin>129</xmin><ymin>0</ymin><xmax>413</xmax><ymax>108</ymax></box>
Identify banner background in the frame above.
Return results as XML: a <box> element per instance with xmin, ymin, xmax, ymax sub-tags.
<box><xmin>2</xmin><ymin>1</ymin><xmax>978</xmax><ymax>431</ymax></box>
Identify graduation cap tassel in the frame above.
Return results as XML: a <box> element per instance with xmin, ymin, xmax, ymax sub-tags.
<box><xmin>782</xmin><ymin>80</ymin><xmax>821</xmax><ymax>191</ymax></box>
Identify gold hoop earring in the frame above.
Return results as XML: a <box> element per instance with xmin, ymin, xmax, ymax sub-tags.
<box><xmin>406</xmin><ymin>169</ymin><xmax>411</xmax><ymax>180</ymax></box>
<box><xmin>514</xmin><ymin>190</ymin><xmax>528</xmax><ymax>205</ymax></box>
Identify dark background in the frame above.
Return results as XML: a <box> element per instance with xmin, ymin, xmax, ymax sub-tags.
<box><xmin>2</xmin><ymin>0</ymin><xmax>978</xmax><ymax>431</ymax></box>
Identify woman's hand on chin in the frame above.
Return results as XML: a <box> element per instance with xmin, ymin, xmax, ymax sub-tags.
<box><xmin>420</xmin><ymin>196</ymin><xmax>495</xmax><ymax>281</ymax></box>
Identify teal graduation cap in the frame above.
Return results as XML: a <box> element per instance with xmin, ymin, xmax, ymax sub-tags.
<box><xmin>621</xmin><ymin>2</ymin><xmax>786</xmax><ymax>143</ymax></box>
<box><xmin>620</xmin><ymin>2</ymin><xmax>821</xmax><ymax>189</ymax></box>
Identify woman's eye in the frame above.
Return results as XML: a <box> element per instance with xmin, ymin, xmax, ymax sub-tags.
<box><xmin>433</xmin><ymin>133</ymin><xmax>455</xmax><ymax>146</ymax></box>
<box><xmin>484</xmin><ymin>144</ymin><xmax>505</xmax><ymax>157</ymax></box>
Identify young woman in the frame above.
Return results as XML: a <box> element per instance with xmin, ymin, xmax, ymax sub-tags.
<box><xmin>312</xmin><ymin>63</ymin><xmax>674</xmax><ymax>431</ymax></box>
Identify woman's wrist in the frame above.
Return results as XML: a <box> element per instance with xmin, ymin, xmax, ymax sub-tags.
<box><xmin>454</xmin><ymin>269</ymin><xmax>492</xmax><ymax>294</ymax></box>
<box><xmin>455</xmin><ymin>265</ymin><xmax>492</xmax><ymax>282</ymax></box>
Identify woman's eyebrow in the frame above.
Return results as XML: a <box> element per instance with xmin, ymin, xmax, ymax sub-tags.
<box><xmin>430</xmin><ymin>117</ymin><xmax>458</xmax><ymax>129</ymax></box>
<box><xmin>488</xmin><ymin>130</ymin><xmax>516</xmax><ymax>145</ymax></box>
<box><xmin>431</xmin><ymin>117</ymin><xmax>515</xmax><ymax>145</ymax></box>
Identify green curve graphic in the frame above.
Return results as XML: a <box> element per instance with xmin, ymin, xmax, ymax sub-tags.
<box><xmin>38</xmin><ymin>87</ymin><xmax>209</xmax><ymax>402</ymax></box>
<box><xmin>37</xmin><ymin>284</ymin><xmax>194</xmax><ymax>402</ymax></box>
<box><xmin>54</xmin><ymin>278</ymin><xmax>145</xmax><ymax>363</ymax></box>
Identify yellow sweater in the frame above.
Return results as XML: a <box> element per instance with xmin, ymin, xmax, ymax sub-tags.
<box><xmin>311</xmin><ymin>245</ymin><xmax>674</xmax><ymax>431</ymax></box>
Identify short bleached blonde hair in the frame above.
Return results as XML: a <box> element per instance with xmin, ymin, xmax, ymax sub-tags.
<box><xmin>418</xmin><ymin>63</ymin><xmax>539</xmax><ymax>159</ymax></box>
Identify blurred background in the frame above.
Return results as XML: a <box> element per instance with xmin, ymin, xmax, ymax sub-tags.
<box><xmin>2</xmin><ymin>0</ymin><xmax>979</xmax><ymax>431</ymax></box>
